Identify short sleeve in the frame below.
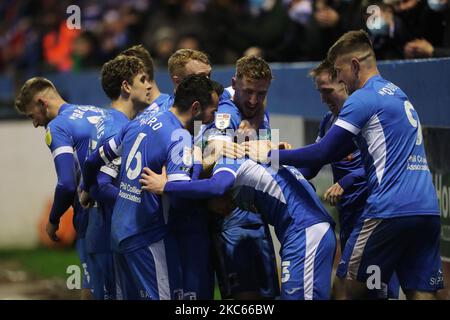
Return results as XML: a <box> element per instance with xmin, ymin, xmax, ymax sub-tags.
<box><xmin>165</xmin><ymin>129</ymin><xmax>193</xmax><ymax>182</ymax></box>
<box><xmin>203</xmin><ymin>100</ymin><xmax>241</xmax><ymax>142</ymax></box>
<box><xmin>46</xmin><ymin>120</ymin><xmax>73</xmax><ymax>159</ymax></box>
<box><xmin>336</xmin><ymin>95</ymin><xmax>374</xmax><ymax>135</ymax></box>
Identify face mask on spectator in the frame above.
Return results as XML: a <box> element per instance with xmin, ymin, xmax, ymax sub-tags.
<box><xmin>427</xmin><ymin>0</ymin><xmax>447</xmax><ymax>11</ymax></box>
<box><xmin>288</xmin><ymin>0</ymin><xmax>313</xmax><ymax>25</ymax></box>
<box><xmin>250</xmin><ymin>0</ymin><xmax>266</xmax><ymax>9</ymax></box>
<box><xmin>368</xmin><ymin>16</ymin><xmax>390</xmax><ymax>37</ymax></box>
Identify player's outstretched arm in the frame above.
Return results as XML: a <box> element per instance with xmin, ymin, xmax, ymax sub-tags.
<box><xmin>140</xmin><ymin>167</ymin><xmax>235</xmax><ymax>199</ymax></box>
<box><xmin>275</xmin><ymin>125</ymin><xmax>357</xmax><ymax>168</ymax></box>
<box><xmin>201</xmin><ymin>140</ymin><xmax>245</xmax><ymax>178</ymax></box>
<box><xmin>298</xmin><ymin>166</ymin><xmax>322</xmax><ymax>180</ymax></box>
<box><xmin>48</xmin><ymin>153</ymin><xmax>78</xmax><ymax>241</ymax></box>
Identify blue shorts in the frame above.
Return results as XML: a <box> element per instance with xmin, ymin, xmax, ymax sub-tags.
<box><xmin>212</xmin><ymin>223</ymin><xmax>280</xmax><ymax>299</ymax></box>
<box><xmin>114</xmin><ymin>253</ymin><xmax>140</xmax><ymax>300</ymax></box>
<box><xmin>115</xmin><ymin>235</ymin><xmax>183</xmax><ymax>300</ymax></box>
<box><xmin>337</xmin><ymin>215</ymin><xmax>443</xmax><ymax>293</ymax></box>
<box><xmin>280</xmin><ymin>222</ymin><xmax>336</xmax><ymax>300</ymax></box>
<box><xmin>89</xmin><ymin>252</ymin><xmax>116</xmax><ymax>300</ymax></box>
<box><xmin>339</xmin><ymin>209</ymin><xmax>400</xmax><ymax>299</ymax></box>
<box><xmin>75</xmin><ymin>237</ymin><xmax>92</xmax><ymax>290</ymax></box>
<box><xmin>175</xmin><ymin>229</ymin><xmax>214</xmax><ymax>300</ymax></box>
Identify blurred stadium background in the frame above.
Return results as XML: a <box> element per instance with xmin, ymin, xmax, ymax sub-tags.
<box><xmin>0</xmin><ymin>0</ymin><xmax>449</xmax><ymax>299</ymax></box>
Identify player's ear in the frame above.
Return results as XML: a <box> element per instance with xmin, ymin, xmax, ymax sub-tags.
<box><xmin>122</xmin><ymin>80</ymin><xmax>131</xmax><ymax>95</ymax></box>
<box><xmin>231</xmin><ymin>76</ymin><xmax>237</xmax><ymax>90</ymax></box>
<box><xmin>351</xmin><ymin>58</ymin><xmax>360</xmax><ymax>74</ymax></box>
<box><xmin>191</xmin><ymin>101</ymin><xmax>201</xmax><ymax>115</ymax></box>
<box><xmin>172</xmin><ymin>75</ymin><xmax>181</xmax><ymax>87</ymax></box>
<box><xmin>36</xmin><ymin>97</ymin><xmax>47</xmax><ymax>110</ymax></box>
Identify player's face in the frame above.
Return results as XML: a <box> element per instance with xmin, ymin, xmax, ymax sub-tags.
<box><xmin>130</xmin><ymin>71</ymin><xmax>152</xmax><ymax>108</ymax></box>
<box><xmin>25</xmin><ymin>100</ymin><xmax>50</xmax><ymax>128</ymax></box>
<box><xmin>184</xmin><ymin>60</ymin><xmax>212</xmax><ymax>79</ymax></box>
<box><xmin>334</xmin><ymin>55</ymin><xmax>357</xmax><ymax>94</ymax></box>
<box><xmin>315</xmin><ymin>71</ymin><xmax>348</xmax><ymax>116</ymax></box>
<box><xmin>232</xmin><ymin>76</ymin><xmax>270</xmax><ymax>119</ymax></box>
<box><xmin>195</xmin><ymin>91</ymin><xmax>219</xmax><ymax>124</ymax></box>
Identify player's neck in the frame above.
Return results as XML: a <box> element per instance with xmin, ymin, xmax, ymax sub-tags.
<box><xmin>170</xmin><ymin>107</ymin><xmax>194</xmax><ymax>134</ymax></box>
<box><xmin>358</xmin><ymin>68</ymin><xmax>380</xmax><ymax>89</ymax></box>
<box><xmin>111</xmin><ymin>98</ymin><xmax>140</xmax><ymax>120</ymax></box>
<box><xmin>148</xmin><ymin>81</ymin><xmax>161</xmax><ymax>103</ymax></box>
<box><xmin>48</xmin><ymin>98</ymin><xmax>67</xmax><ymax>119</ymax></box>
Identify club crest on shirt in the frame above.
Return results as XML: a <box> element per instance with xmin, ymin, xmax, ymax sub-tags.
<box><xmin>45</xmin><ymin>128</ymin><xmax>52</xmax><ymax>146</ymax></box>
<box><xmin>87</xmin><ymin>116</ymin><xmax>102</xmax><ymax>124</ymax></box>
<box><xmin>182</xmin><ymin>146</ymin><xmax>193</xmax><ymax>166</ymax></box>
<box><xmin>215</xmin><ymin>113</ymin><xmax>231</xmax><ymax>130</ymax></box>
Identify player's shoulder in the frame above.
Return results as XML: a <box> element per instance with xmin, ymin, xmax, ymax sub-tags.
<box><xmin>153</xmin><ymin>93</ymin><xmax>173</xmax><ymax>111</ymax></box>
<box><xmin>221</xmin><ymin>86</ymin><xmax>234</xmax><ymax>101</ymax></box>
<box><xmin>218</xmin><ymin>98</ymin><xmax>239</xmax><ymax>114</ymax></box>
<box><xmin>157</xmin><ymin>93</ymin><xmax>172</xmax><ymax>105</ymax></box>
<box><xmin>139</xmin><ymin>110</ymin><xmax>178</xmax><ymax>136</ymax></box>
<box><xmin>216</xmin><ymin>99</ymin><xmax>241</xmax><ymax>129</ymax></box>
<box><xmin>318</xmin><ymin>111</ymin><xmax>333</xmax><ymax>134</ymax></box>
<box><xmin>104</xmin><ymin>109</ymin><xmax>128</xmax><ymax>135</ymax></box>
<box><xmin>108</xmin><ymin>108</ymin><xmax>128</xmax><ymax>124</ymax></box>
<box><xmin>320</xmin><ymin>111</ymin><xmax>333</xmax><ymax>124</ymax></box>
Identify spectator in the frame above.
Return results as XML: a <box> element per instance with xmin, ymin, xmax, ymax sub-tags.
<box><xmin>72</xmin><ymin>31</ymin><xmax>101</xmax><ymax>71</ymax></box>
<box><xmin>366</xmin><ymin>1</ymin><xmax>410</xmax><ymax>60</ymax></box>
<box><xmin>403</xmin><ymin>0</ymin><xmax>450</xmax><ymax>58</ymax></box>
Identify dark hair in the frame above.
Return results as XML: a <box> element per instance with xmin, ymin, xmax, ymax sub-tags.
<box><xmin>120</xmin><ymin>44</ymin><xmax>155</xmax><ymax>80</ymax></box>
<box><xmin>211</xmin><ymin>80</ymin><xmax>224</xmax><ymax>97</ymax></box>
<box><xmin>15</xmin><ymin>77</ymin><xmax>56</xmax><ymax>114</ymax></box>
<box><xmin>174</xmin><ymin>75</ymin><xmax>215</xmax><ymax>112</ymax></box>
<box><xmin>101</xmin><ymin>55</ymin><xmax>145</xmax><ymax>100</ymax></box>
<box><xmin>327</xmin><ymin>30</ymin><xmax>375</xmax><ymax>63</ymax></box>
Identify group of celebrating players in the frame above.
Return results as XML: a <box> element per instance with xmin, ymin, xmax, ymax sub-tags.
<box><xmin>14</xmin><ymin>29</ymin><xmax>443</xmax><ymax>300</ymax></box>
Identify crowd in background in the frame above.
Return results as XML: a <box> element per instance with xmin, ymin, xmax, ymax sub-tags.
<box><xmin>1</xmin><ymin>0</ymin><xmax>450</xmax><ymax>78</ymax></box>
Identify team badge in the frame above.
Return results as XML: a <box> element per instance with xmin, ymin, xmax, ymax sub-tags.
<box><xmin>215</xmin><ymin>113</ymin><xmax>231</xmax><ymax>130</ymax></box>
<box><xmin>182</xmin><ymin>146</ymin><xmax>193</xmax><ymax>166</ymax></box>
<box><xmin>87</xmin><ymin>116</ymin><xmax>101</xmax><ymax>124</ymax></box>
<box><xmin>45</xmin><ymin>128</ymin><xmax>52</xmax><ymax>146</ymax></box>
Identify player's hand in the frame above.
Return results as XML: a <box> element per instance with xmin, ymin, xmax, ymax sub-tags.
<box><xmin>278</xmin><ymin>141</ymin><xmax>292</xmax><ymax>150</ymax></box>
<box><xmin>205</xmin><ymin>140</ymin><xmax>245</xmax><ymax>164</ymax></box>
<box><xmin>80</xmin><ymin>190</ymin><xmax>95</xmax><ymax>209</ymax></box>
<box><xmin>46</xmin><ymin>221</ymin><xmax>60</xmax><ymax>242</ymax></box>
<box><xmin>139</xmin><ymin>166</ymin><xmax>167</xmax><ymax>195</ymax></box>
<box><xmin>221</xmin><ymin>141</ymin><xmax>245</xmax><ymax>159</ymax></box>
<box><xmin>242</xmin><ymin>140</ymin><xmax>273</xmax><ymax>164</ymax></box>
<box><xmin>323</xmin><ymin>182</ymin><xmax>344</xmax><ymax>206</ymax></box>
<box><xmin>193</xmin><ymin>146</ymin><xmax>203</xmax><ymax>164</ymax></box>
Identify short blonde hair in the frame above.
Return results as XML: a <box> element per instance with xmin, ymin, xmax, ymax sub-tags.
<box><xmin>327</xmin><ymin>30</ymin><xmax>375</xmax><ymax>63</ymax></box>
<box><xmin>15</xmin><ymin>77</ymin><xmax>56</xmax><ymax>114</ymax></box>
<box><xmin>235</xmin><ymin>56</ymin><xmax>272</xmax><ymax>81</ymax></box>
<box><xmin>309</xmin><ymin>59</ymin><xmax>335</xmax><ymax>79</ymax></box>
<box><xmin>168</xmin><ymin>49</ymin><xmax>210</xmax><ymax>78</ymax></box>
